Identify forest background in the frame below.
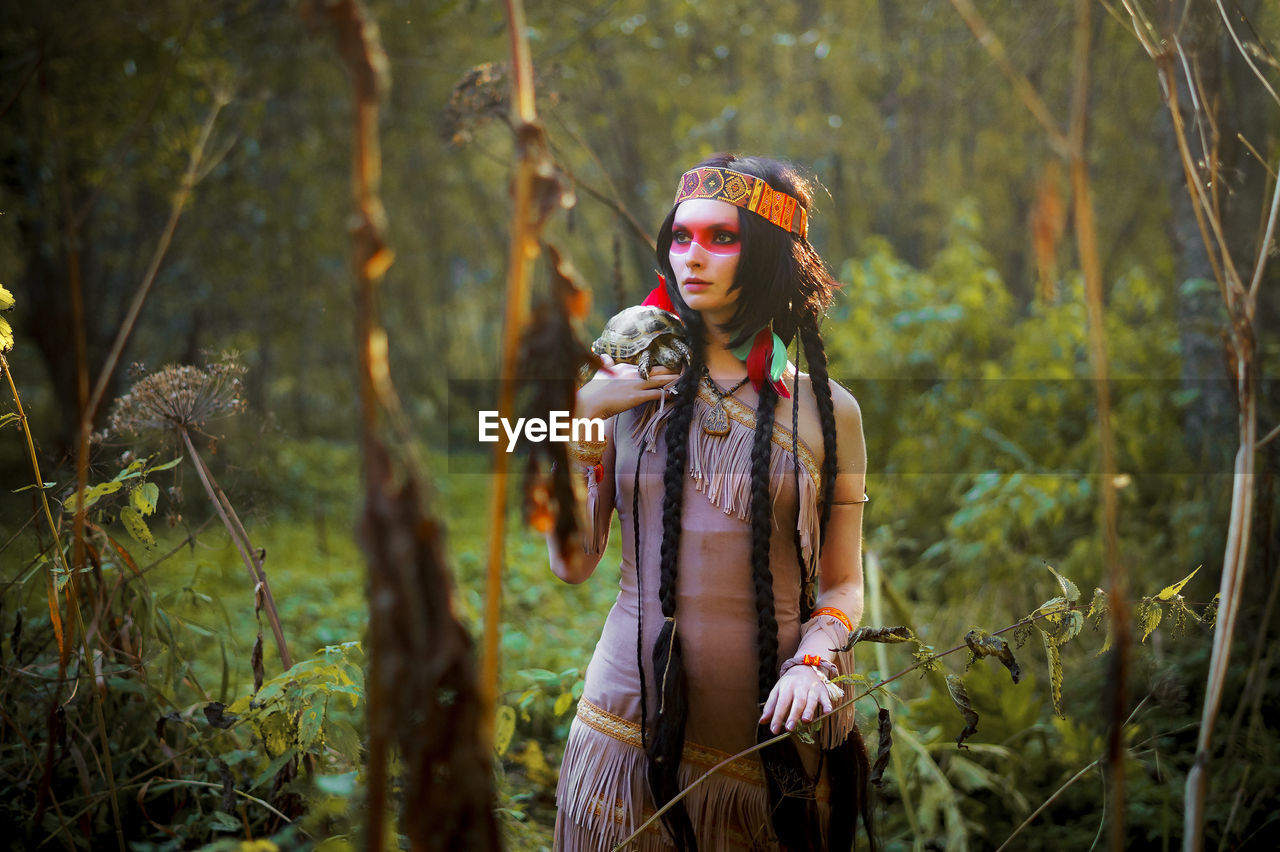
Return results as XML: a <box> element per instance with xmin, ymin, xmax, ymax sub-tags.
<box><xmin>2</xmin><ymin>0</ymin><xmax>1278</xmax><ymax>850</ymax></box>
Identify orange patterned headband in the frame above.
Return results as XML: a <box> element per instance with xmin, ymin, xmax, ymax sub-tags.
<box><xmin>673</xmin><ymin>167</ymin><xmax>808</xmax><ymax>239</ymax></box>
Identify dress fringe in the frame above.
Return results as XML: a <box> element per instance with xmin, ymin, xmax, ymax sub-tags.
<box><xmin>556</xmin><ymin>701</ymin><xmax>834</xmax><ymax>851</ymax></box>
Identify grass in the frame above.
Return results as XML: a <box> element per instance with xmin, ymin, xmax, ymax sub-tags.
<box><xmin>127</xmin><ymin>438</ymin><xmax>621</xmax><ymax>846</ymax></box>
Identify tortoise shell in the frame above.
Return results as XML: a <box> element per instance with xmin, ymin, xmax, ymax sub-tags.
<box><xmin>591</xmin><ymin>306</ymin><xmax>691</xmax><ymax>379</ymax></box>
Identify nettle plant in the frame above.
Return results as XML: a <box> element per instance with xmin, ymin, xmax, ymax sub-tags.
<box><xmin>619</xmin><ymin>563</ymin><xmax>1218</xmax><ymax>849</ymax></box>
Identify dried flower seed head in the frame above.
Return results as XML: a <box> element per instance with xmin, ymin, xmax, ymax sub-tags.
<box><xmin>109</xmin><ymin>355</ymin><xmax>247</xmax><ymax>437</ymax></box>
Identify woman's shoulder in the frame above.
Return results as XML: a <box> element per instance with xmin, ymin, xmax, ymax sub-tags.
<box><xmin>794</xmin><ymin>372</ymin><xmax>862</xmax><ymax>431</ymax></box>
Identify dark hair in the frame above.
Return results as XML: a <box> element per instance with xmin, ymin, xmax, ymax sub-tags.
<box><xmin>646</xmin><ymin>155</ymin><xmax>872</xmax><ymax>849</ymax></box>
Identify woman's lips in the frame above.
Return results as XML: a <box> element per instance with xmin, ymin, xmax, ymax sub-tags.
<box><xmin>682</xmin><ymin>278</ymin><xmax>709</xmax><ymax>291</ymax></box>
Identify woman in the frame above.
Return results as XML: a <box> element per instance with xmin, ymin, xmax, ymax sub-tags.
<box><xmin>548</xmin><ymin>155</ymin><xmax>873</xmax><ymax>850</ymax></box>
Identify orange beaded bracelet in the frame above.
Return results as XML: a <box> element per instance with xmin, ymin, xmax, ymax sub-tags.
<box><xmin>811</xmin><ymin>606</ymin><xmax>853</xmax><ymax>632</ymax></box>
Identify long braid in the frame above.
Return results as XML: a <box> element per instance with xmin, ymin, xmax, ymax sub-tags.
<box><xmin>751</xmin><ymin>382</ymin><xmax>823</xmax><ymax>851</ymax></box>
<box><xmin>789</xmin><ymin>334</ymin><xmax>817</xmax><ymax>621</ymax></box>
<box><xmin>799</xmin><ymin>314</ymin><xmax>876</xmax><ymax>849</ymax></box>
<box><xmin>799</xmin><ymin>318</ymin><xmax>838</xmax><ymax>546</ymax></box>
<box><xmin>749</xmin><ymin>381</ymin><xmax>783</xmax><ymax>704</ymax></box>
<box><xmin>646</xmin><ymin>344</ymin><xmax>704</xmax><ymax>850</ymax></box>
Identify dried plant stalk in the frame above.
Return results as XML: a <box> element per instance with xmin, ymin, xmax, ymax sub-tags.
<box><xmin>309</xmin><ymin>1</ymin><xmax>498</xmax><ymax>848</ymax></box>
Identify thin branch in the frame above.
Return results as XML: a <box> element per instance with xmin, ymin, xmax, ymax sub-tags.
<box><xmin>1255</xmin><ymin>420</ymin><xmax>1280</xmax><ymax>449</ymax></box>
<box><xmin>1237</xmin><ymin>133</ymin><xmax>1279</xmax><ymax>181</ymax></box>
<box><xmin>152</xmin><ymin>778</ymin><xmax>306</xmax><ymax>829</ymax></box>
<box><xmin>81</xmin><ymin>93</ymin><xmax>227</xmax><ymax>429</ymax></box>
<box><xmin>1214</xmin><ymin>0</ymin><xmax>1280</xmax><ymax>110</ymax></box>
<box><xmin>945</xmin><ymin>0</ymin><xmax>1069</xmax><ymax>155</ymax></box>
<box><xmin>178</xmin><ymin>426</ymin><xmax>292</xmax><ymax>671</ymax></box>
<box><xmin>1247</xmin><ymin>157</ymin><xmax>1280</xmax><ymax>310</ymax></box>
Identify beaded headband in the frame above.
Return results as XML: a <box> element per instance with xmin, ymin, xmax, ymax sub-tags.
<box><xmin>673</xmin><ymin>167</ymin><xmax>808</xmax><ymax>240</ymax></box>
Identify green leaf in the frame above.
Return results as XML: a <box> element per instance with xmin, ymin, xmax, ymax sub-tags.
<box><xmin>1155</xmin><ymin>565</ymin><xmax>1200</xmax><ymax>601</ymax></box>
<box><xmin>1042</xmin><ymin>631</ymin><xmax>1065</xmax><ymax>717</ymax></box>
<box><xmin>1137</xmin><ymin>598</ymin><xmax>1162</xmax><ymax>643</ymax></box>
<box><xmin>314</xmin><ymin>771</ymin><xmax>358</xmax><ymax>797</ymax></box>
<box><xmin>945</xmin><ymin>674</ymin><xmax>979</xmax><ymax>747</ymax></box>
<box><xmin>297</xmin><ymin>705</ymin><xmax>324</xmax><ymax>751</ymax></box>
<box><xmin>207</xmin><ymin>811</ymin><xmax>242</xmax><ymax>833</ymax></box>
<box><xmin>63</xmin><ymin>480</ymin><xmax>123</xmax><ymax>513</ymax></box>
<box><xmin>1045</xmin><ymin>564</ymin><xmax>1080</xmax><ymax>602</ymax></box>
<box><xmin>1044</xmin><ymin>609</ymin><xmax>1084</xmax><ymax>645</ymax></box>
<box><xmin>0</xmin><ymin>315</ymin><xmax>12</xmax><ymax>353</ymax></box>
<box><xmin>1095</xmin><ymin>619</ymin><xmax>1114</xmax><ymax>657</ymax></box>
<box><xmin>147</xmin><ymin>456</ymin><xmax>184</xmax><ymax>473</ymax></box>
<box><xmin>1087</xmin><ymin>587</ymin><xmax>1108</xmax><ymax>622</ymax></box>
<box><xmin>0</xmin><ymin>412</ymin><xmax>19</xmax><ymax>429</ymax></box>
<box><xmin>553</xmin><ymin>691</ymin><xmax>573</xmax><ymax>717</ymax></box>
<box><xmin>251</xmin><ymin>749</ymin><xmax>295</xmax><ymax>790</ymax></box>
<box><xmin>326</xmin><ymin>720</ymin><xmax>362</xmax><ymax>764</ymax></box>
<box><xmin>494</xmin><ymin>705</ymin><xmax>517</xmax><ymax>757</ymax></box>
<box><xmin>131</xmin><ymin>482</ymin><xmax>160</xmax><ymax>517</ymax></box>
<box><xmin>964</xmin><ymin>629</ymin><xmax>1021</xmax><ymax>682</ymax></box>
<box><xmin>12</xmin><ymin>481</ymin><xmax>56</xmax><ymax>492</ymax></box>
<box><xmin>119</xmin><ymin>506</ymin><xmax>156</xmax><ymax>549</ymax></box>
<box><xmin>0</xmin><ymin>283</ymin><xmax>14</xmax><ymax>311</ymax></box>
<box><xmin>112</xmin><ymin>459</ymin><xmax>147</xmax><ymax>482</ymax></box>
<box><xmin>1201</xmin><ymin>593</ymin><xmax>1220</xmax><ymax>630</ymax></box>
<box><xmin>912</xmin><ymin>642</ymin><xmax>942</xmax><ymax>673</ymax></box>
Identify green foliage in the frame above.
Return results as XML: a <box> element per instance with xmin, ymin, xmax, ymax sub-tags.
<box><xmin>224</xmin><ymin>642</ymin><xmax>365</xmax><ymax>774</ymax></box>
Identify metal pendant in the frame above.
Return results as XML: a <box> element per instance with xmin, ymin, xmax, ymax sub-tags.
<box><xmin>702</xmin><ymin>401</ymin><xmax>730</xmax><ymax>437</ymax></box>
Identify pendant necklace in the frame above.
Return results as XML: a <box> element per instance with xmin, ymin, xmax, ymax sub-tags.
<box><xmin>701</xmin><ymin>368</ymin><xmax>750</xmax><ymax>437</ymax></box>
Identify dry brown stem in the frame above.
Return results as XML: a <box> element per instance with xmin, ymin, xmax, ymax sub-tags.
<box><xmin>178</xmin><ymin>426</ymin><xmax>293</xmax><ymax>672</ymax></box>
<box><xmin>310</xmin><ymin>1</ymin><xmax>499</xmax><ymax>848</ymax></box>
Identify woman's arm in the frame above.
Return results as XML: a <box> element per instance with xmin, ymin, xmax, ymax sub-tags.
<box><xmin>761</xmin><ymin>383</ymin><xmax>866</xmax><ymax>733</ymax></box>
<box><xmin>546</xmin><ymin>417</ymin><xmax>616</xmax><ymax>584</ymax></box>
<box><xmin>545</xmin><ymin>356</ymin><xmax>677</xmax><ymax>584</ymax></box>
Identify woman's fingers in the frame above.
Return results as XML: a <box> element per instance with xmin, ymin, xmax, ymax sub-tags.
<box><xmin>759</xmin><ymin>690</ymin><xmax>779</xmax><ymax>725</ymax></box>
<box><xmin>761</xmin><ymin>670</ymin><xmax>834</xmax><ymax>734</ymax></box>
<box><xmin>801</xmin><ymin>685</ymin><xmax>823</xmax><ymax>723</ymax></box>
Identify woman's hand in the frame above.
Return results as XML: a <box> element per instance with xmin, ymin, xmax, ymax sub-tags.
<box><xmin>759</xmin><ymin>665</ymin><xmax>834</xmax><ymax>735</ymax></box>
<box><xmin>577</xmin><ymin>354</ymin><xmax>680</xmax><ymax>421</ymax></box>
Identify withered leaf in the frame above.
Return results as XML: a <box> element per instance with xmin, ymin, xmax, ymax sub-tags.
<box><xmin>964</xmin><ymin>629</ymin><xmax>1022</xmax><ymax>683</ymax></box>
<box><xmin>203</xmin><ymin>701</ymin><xmax>239</xmax><ymax>730</ymax></box>
<box><xmin>251</xmin><ymin>632</ymin><xmax>265</xmax><ymax>693</ymax></box>
<box><xmin>870</xmin><ymin>707</ymin><xmax>892</xmax><ymax>788</ymax></box>
<box><xmin>155</xmin><ymin>711</ymin><xmax>181</xmax><ymax>741</ymax></box>
<box><xmin>945</xmin><ymin>674</ymin><xmax>979</xmax><ymax>748</ymax></box>
<box><xmin>837</xmin><ymin>625</ymin><xmax>915</xmax><ymax>653</ymax></box>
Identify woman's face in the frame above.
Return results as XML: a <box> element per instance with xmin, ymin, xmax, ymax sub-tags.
<box><xmin>669</xmin><ymin>198</ymin><xmax>741</xmax><ymax>326</ymax></box>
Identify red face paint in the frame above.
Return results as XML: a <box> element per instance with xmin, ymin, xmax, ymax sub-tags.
<box><xmin>670</xmin><ymin>206</ymin><xmax>741</xmax><ymax>256</ymax></box>
<box><xmin>669</xmin><ymin>199</ymin><xmax>742</xmax><ymax>327</ymax></box>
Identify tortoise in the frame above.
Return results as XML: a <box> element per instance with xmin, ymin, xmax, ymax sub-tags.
<box><xmin>591</xmin><ymin>305</ymin><xmax>692</xmax><ymax>380</ymax></box>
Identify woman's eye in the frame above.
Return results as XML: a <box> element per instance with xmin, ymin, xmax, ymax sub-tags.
<box><xmin>714</xmin><ymin>231</ymin><xmax>739</xmax><ymax>244</ymax></box>
<box><xmin>673</xmin><ymin>231</ymin><xmax>691</xmax><ymax>243</ymax></box>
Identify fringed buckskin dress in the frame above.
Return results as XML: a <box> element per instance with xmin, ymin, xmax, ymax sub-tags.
<box><xmin>555</xmin><ymin>382</ymin><xmax>858</xmax><ymax>851</ymax></box>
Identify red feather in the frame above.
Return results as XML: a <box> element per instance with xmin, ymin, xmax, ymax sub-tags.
<box><xmin>641</xmin><ymin>276</ymin><xmax>674</xmax><ymax>312</ymax></box>
<box><xmin>744</xmin><ymin>328</ymin><xmax>790</xmax><ymax>398</ymax></box>
<box><xmin>745</xmin><ymin>328</ymin><xmax>770</xmax><ymax>392</ymax></box>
